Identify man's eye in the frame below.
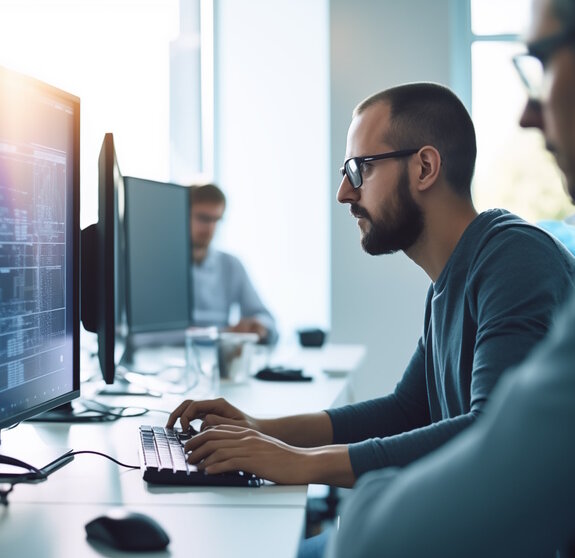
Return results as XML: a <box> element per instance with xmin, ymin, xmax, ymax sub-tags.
<box><xmin>360</xmin><ymin>162</ymin><xmax>372</xmax><ymax>174</ymax></box>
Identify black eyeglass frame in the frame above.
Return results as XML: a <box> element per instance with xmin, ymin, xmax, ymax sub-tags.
<box><xmin>526</xmin><ymin>25</ymin><xmax>575</xmax><ymax>63</ymax></box>
<box><xmin>340</xmin><ymin>148</ymin><xmax>420</xmax><ymax>190</ymax></box>
<box><xmin>512</xmin><ymin>25</ymin><xmax>575</xmax><ymax>99</ymax></box>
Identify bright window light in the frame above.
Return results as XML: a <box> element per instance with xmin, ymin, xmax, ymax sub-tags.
<box><xmin>470</xmin><ymin>2</ymin><xmax>572</xmax><ymax>222</ymax></box>
<box><xmin>0</xmin><ymin>0</ymin><xmax>179</xmax><ymax>227</ymax></box>
<box><xmin>471</xmin><ymin>0</ymin><xmax>531</xmax><ymax>35</ymax></box>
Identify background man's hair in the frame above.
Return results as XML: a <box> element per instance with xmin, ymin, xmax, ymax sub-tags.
<box><xmin>354</xmin><ymin>82</ymin><xmax>477</xmax><ymax>199</ymax></box>
<box><xmin>189</xmin><ymin>183</ymin><xmax>226</xmax><ymax>207</ymax></box>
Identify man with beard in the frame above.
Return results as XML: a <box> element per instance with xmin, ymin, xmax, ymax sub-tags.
<box><xmin>166</xmin><ymin>83</ymin><xmax>574</xmax><ymax>493</ymax></box>
<box><xmin>326</xmin><ymin>1</ymin><xmax>575</xmax><ymax>557</ymax></box>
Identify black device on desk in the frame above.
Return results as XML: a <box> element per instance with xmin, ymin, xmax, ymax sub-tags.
<box><xmin>85</xmin><ymin>509</ymin><xmax>170</xmax><ymax>552</ymax></box>
<box><xmin>139</xmin><ymin>425</ymin><xmax>263</xmax><ymax>487</ymax></box>
<box><xmin>255</xmin><ymin>366</ymin><xmax>313</xmax><ymax>382</ymax></box>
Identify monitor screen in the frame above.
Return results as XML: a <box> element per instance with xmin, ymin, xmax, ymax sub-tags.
<box><xmin>0</xmin><ymin>66</ymin><xmax>80</xmax><ymax>432</ymax></box>
<box><xmin>81</xmin><ymin>133</ymin><xmax>127</xmax><ymax>385</ymax></box>
<box><xmin>123</xmin><ymin>176</ymin><xmax>192</xmax><ymax>337</ymax></box>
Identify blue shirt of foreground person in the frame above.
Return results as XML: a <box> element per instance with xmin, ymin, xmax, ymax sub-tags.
<box><xmin>328</xmin><ymin>0</ymin><xmax>575</xmax><ymax>557</ymax></box>
<box><xmin>190</xmin><ymin>183</ymin><xmax>278</xmax><ymax>345</ymax></box>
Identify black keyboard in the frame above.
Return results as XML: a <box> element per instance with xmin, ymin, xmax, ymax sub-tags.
<box><xmin>138</xmin><ymin>425</ymin><xmax>263</xmax><ymax>487</ymax></box>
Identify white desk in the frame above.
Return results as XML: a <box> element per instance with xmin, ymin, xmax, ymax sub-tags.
<box><xmin>0</xmin><ymin>343</ymin><xmax>365</xmax><ymax>558</ymax></box>
<box><xmin>1</xmin><ymin>503</ymin><xmax>306</xmax><ymax>558</ymax></box>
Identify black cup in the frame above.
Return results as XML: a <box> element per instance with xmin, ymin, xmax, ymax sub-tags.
<box><xmin>297</xmin><ymin>328</ymin><xmax>327</xmax><ymax>348</ymax></box>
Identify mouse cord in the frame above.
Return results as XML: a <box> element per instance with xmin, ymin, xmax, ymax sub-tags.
<box><xmin>67</xmin><ymin>450</ymin><xmax>140</xmax><ymax>470</ymax></box>
<box><xmin>0</xmin><ymin>451</ymin><xmax>139</xmax><ymax>506</ymax></box>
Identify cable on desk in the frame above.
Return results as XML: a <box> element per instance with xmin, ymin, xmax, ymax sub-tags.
<box><xmin>0</xmin><ymin>425</ymin><xmax>143</xmax><ymax>505</ymax></box>
<box><xmin>0</xmin><ymin>455</ymin><xmax>48</xmax><ymax>506</ymax></box>
<box><xmin>67</xmin><ymin>450</ymin><xmax>140</xmax><ymax>470</ymax></box>
<box><xmin>0</xmin><ymin>449</ymin><xmax>141</xmax><ymax>506</ymax></box>
<box><xmin>0</xmin><ymin>455</ymin><xmax>47</xmax><ymax>481</ymax></box>
<box><xmin>80</xmin><ymin>399</ymin><xmax>151</xmax><ymax>419</ymax></box>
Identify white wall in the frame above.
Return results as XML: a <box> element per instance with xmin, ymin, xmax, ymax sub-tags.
<box><xmin>211</xmin><ymin>0</ymin><xmax>455</xmax><ymax>400</ymax></box>
<box><xmin>212</xmin><ymin>0</ymin><xmax>330</xmax><ymax>343</ymax></box>
<box><xmin>329</xmin><ymin>0</ymin><xmax>452</xmax><ymax>400</ymax></box>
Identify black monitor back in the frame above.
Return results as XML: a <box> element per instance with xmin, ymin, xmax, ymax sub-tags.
<box><xmin>80</xmin><ymin>133</ymin><xmax>126</xmax><ymax>384</ymax></box>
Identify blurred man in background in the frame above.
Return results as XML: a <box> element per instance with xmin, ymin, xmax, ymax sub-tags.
<box><xmin>190</xmin><ymin>183</ymin><xmax>277</xmax><ymax>344</ymax></box>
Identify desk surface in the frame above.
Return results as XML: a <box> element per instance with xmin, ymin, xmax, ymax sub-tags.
<box><xmin>2</xmin><ymin>502</ymin><xmax>306</xmax><ymax>558</ymax></box>
<box><xmin>0</xmin><ymin>342</ymin><xmax>365</xmax><ymax>558</ymax></box>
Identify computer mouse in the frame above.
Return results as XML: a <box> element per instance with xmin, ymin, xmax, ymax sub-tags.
<box><xmin>85</xmin><ymin>509</ymin><xmax>170</xmax><ymax>551</ymax></box>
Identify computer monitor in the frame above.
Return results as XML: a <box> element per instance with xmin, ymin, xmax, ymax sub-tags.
<box><xmin>81</xmin><ymin>133</ymin><xmax>127</xmax><ymax>385</ymax></box>
<box><xmin>81</xmin><ymin>145</ymin><xmax>191</xmax><ymax>390</ymax></box>
<box><xmin>123</xmin><ymin>177</ymin><xmax>192</xmax><ymax>342</ymax></box>
<box><xmin>0</xmin><ymin>66</ymin><xmax>80</xmax><ymax>462</ymax></box>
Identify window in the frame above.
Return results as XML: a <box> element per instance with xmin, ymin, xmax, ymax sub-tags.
<box><xmin>0</xmin><ymin>0</ymin><xmax>180</xmax><ymax>228</ymax></box>
<box><xmin>468</xmin><ymin>0</ymin><xmax>573</xmax><ymax>222</ymax></box>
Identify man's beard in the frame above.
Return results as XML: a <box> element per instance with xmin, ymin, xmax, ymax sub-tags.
<box><xmin>355</xmin><ymin>166</ymin><xmax>425</xmax><ymax>255</ymax></box>
<box><xmin>545</xmin><ymin>139</ymin><xmax>575</xmax><ymax>205</ymax></box>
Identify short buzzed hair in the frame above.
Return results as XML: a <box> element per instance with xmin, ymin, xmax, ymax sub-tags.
<box><xmin>354</xmin><ymin>83</ymin><xmax>477</xmax><ymax>199</ymax></box>
<box><xmin>189</xmin><ymin>183</ymin><xmax>226</xmax><ymax>207</ymax></box>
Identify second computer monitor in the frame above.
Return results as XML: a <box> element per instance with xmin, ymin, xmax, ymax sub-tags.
<box><xmin>123</xmin><ymin>176</ymin><xmax>192</xmax><ymax>336</ymax></box>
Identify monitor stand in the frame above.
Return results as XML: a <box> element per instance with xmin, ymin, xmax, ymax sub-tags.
<box><xmin>96</xmin><ymin>377</ymin><xmax>156</xmax><ymax>396</ymax></box>
<box><xmin>26</xmin><ymin>401</ymin><xmax>117</xmax><ymax>423</ymax></box>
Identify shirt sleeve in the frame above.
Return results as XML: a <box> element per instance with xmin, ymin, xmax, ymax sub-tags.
<box><xmin>327</xmin><ymin>338</ymin><xmax>430</xmax><ymax>444</ymax></box>
<box><xmin>226</xmin><ymin>255</ymin><xmax>278</xmax><ymax>344</ymax></box>
<box><xmin>327</xmin><ymin>291</ymin><xmax>575</xmax><ymax>558</ymax></box>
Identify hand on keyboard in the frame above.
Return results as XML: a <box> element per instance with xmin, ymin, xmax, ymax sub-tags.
<box><xmin>175</xmin><ymin>425</ymin><xmax>199</xmax><ymax>442</ymax></box>
<box><xmin>138</xmin><ymin>425</ymin><xmax>263</xmax><ymax>487</ymax></box>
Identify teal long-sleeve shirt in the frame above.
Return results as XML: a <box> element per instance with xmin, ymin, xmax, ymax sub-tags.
<box><xmin>328</xmin><ymin>288</ymin><xmax>575</xmax><ymax>558</ymax></box>
<box><xmin>327</xmin><ymin>209</ymin><xmax>575</xmax><ymax>478</ymax></box>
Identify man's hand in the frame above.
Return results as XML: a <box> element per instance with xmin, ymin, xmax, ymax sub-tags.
<box><xmin>183</xmin><ymin>425</ymin><xmax>356</xmax><ymax>487</ymax></box>
<box><xmin>226</xmin><ymin>317</ymin><xmax>268</xmax><ymax>341</ymax></box>
<box><xmin>166</xmin><ymin>397</ymin><xmax>260</xmax><ymax>432</ymax></box>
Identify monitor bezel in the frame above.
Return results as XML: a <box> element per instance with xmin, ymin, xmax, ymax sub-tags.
<box><xmin>81</xmin><ymin>132</ymin><xmax>126</xmax><ymax>385</ymax></box>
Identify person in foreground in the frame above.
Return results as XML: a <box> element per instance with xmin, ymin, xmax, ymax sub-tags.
<box><xmin>327</xmin><ymin>1</ymin><xmax>575</xmax><ymax>557</ymax></box>
<box><xmin>189</xmin><ymin>183</ymin><xmax>278</xmax><ymax>344</ymax></box>
<box><xmin>167</xmin><ymin>83</ymin><xmax>575</xmax><ymax>490</ymax></box>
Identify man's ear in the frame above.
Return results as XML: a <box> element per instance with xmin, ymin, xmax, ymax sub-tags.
<box><xmin>413</xmin><ymin>146</ymin><xmax>442</xmax><ymax>192</ymax></box>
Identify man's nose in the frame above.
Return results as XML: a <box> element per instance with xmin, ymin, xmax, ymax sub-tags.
<box><xmin>519</xmin><ymin>98</ymin><xmax>544</xmax><ymax>130</ymax></box>
<box><xmin>337</xmin><ymin>173</ymin><xmax>358</xmax><ymax>204</ymax></box>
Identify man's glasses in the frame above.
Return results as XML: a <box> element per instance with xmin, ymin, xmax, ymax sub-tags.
<box><xmin>512</xmin><ymin>26</ymin><xmax>575</xmax><ymax>101</ymax></box>
<box><xmin>340</xmin><ymin>149</ymin><xmax>420</xmax><ymax>190</ymax></box>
